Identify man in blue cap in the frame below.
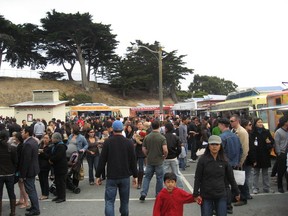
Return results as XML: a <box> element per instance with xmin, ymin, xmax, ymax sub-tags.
<box><xmin>95</xmin><ymin>120</ymin><xmax>138</xmax><ymax>216</ymax></box>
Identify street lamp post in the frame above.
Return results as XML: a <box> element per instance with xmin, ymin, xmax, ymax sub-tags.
<box><xmin>132</xmin><ymin>44</ymin><xmax>163</xmax><ymax>120</ymax></box>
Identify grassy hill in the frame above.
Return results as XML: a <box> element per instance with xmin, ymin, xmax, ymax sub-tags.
<box><xmin>0</xmin><ymin>77</ymin><xmax>174</xmax><ymax>107</ymax></box>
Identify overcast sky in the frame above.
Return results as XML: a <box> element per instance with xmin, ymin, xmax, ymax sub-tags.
<box><xmin>1</xmin><ymin>0</ymin><xmax>288</xmax><ymax>90</ymax></box>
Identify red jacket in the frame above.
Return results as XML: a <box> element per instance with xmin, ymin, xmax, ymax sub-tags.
<box><xmin>153</xmin><ymin>187</ymin><xmax>195</xmax><ymax>216</ymax></box>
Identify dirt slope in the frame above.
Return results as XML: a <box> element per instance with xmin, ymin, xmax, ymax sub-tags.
<box><xmin>0</xmin><ymin>77</ymin><xmax>174</xmax><ymax>107</ymax></box>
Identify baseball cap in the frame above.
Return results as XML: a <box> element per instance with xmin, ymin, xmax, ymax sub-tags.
<box><xmin>112</xmin><ymin>120</ymin><xmax>123</xmax><ymax>131</ymax></box>
<box><xmin>208</xmin><ymin>135</ymin><xmax>222</xmax><ymax>144</ymax></box>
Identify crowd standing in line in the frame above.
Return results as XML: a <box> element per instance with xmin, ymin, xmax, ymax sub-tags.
<box><xmin>0</xmin><ymin>113</ymin><xmax>287</xmax><ymax>216</ymax></box>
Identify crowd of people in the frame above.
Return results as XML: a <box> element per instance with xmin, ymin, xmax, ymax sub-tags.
<box><xmin>0</xmin><ymin>113</ymin><xmax>287</xmax><ymax>216</ymax></box>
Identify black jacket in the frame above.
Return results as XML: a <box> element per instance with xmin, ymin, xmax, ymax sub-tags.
<box><xmin>245</xmin><ymin>133</ymin><xmax>257</xmax><ymax>166</ymax></box>
<box><xmin>193</xmin><ymin>153</ymin><xmax>239</xmax><ymax>199</ymax></box>
<box><xmin>49</xmin><ymin>142</ymin><xmax>68</xmax><ymax>175</ymax></box>
<box><xmin>38</xmin><ymin>144</ymin><xmax>52</xmax><ymax>171</ymax></box>
<box><xmin>96</xmin><ymin>134</ymin><xmax>138</xmax><ymax>179</ymax></box>
<box><xmin>164</xmin><ymin>132</ymin><xmax>181</xmax><ymax>159</ymax></box>
<box><xmin>0</xmin><ymin>140</ymin><xmax>18</xmax><ymax>175</ymax></box>
<box><xmin>16</xmin><ymin>142</ymin><xmax>24</xmax><ymax>172</ymax></box>
<box><xmin>251</xmin><ymin>127</ymin><xmax>274</xmax><ymax>168</ymax></box>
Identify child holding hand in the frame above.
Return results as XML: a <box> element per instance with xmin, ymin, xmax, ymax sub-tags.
<box><xmin>153</xmin><ymin>172</ymin><xmax>201</xmax><ymax>216</ymax></box>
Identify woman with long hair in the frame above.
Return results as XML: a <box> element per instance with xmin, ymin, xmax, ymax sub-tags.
<box><xmin>251</xmin><ymin>118</ymin><xmax>275</xmax><ymax>194</ymax></box>
<box><xmin>85</xmin><ymin>129</ymin><xmax>100</xmax><ymax>185</ymax></box>
<box><xmin>193</xmin><ymin>135</ymin><xmax>240</xmax><ymax>216</ymax></box>
<box><xmin>124</xmin><ymin>124</ymin><xmax>134</xmax><ymax>139</ymax></box>
<box><xmin>38</xmin><ymin>134</ymin><xmax>52</xmax><ymax>200</ymax></box>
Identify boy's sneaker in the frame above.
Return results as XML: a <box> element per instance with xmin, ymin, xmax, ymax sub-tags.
<box><xmin>139</xmin><ymin>195</ymin><xmax>146</xmax><ymax>201</ymax></box>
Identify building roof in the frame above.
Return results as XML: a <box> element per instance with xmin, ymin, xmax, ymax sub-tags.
<box><xmin>171</xmin><ymin>101</ymin><xmax>197</xmax><ymax>110</ymax></box>
<box><xmin>254</xmin><ymin>86</ymin><xmax>284</xmax><ymax>92</ymax></box>
<box><xmin>32</xmin><ymin>89</ymin><xmax>59</xmax><ymax>93</ymax></box>
<box><xmin>202</xmin><ymin>95</ymin><xmax>226</xmax><ymax>101</ymax></box>
<box><xmin>10</xmin><ymin>101</ymin><xmax>68</xmax><ymax>107</ymax></box>
<box><xmin>227</xmin><ymin>86</ymin><xmax>284</xmax><ymax>100</ymax></box>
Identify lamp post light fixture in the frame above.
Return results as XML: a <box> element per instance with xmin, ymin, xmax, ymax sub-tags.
<box><xmin>132</xmin><ymin>44</ymin><xmax>163</xmax><ymax>120</ymax></box>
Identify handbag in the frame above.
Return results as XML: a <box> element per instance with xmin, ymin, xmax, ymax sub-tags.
<box><xmin>196</xmin><ymin>148</ymin><xmax>206</xmax><ymax>156</ymax></box>
<box><xmin>233</xmin><ymin>170</ymin><xmax>245</xmax><ymax>185</ymax></box>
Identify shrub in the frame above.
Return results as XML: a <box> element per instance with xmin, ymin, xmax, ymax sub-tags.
<box><xmin>38</xmin><ymin>71</ymin><xmax>65</xmax><ymax>80</ymax></box>
<box><xmin>60</xmin><ymin>92</ymin><xmax>92</xmax><ymax>106</ymax></box>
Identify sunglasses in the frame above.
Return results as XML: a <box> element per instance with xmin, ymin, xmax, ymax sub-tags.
<box><xmin>210</xmin><ymin>143</ymin><xmax>220</xmax><ymax>146</ymax></box>
<box><xmin>230</xmin><ymin>120</ymin><xmax>236</xmax><ymax>123</ymax></box>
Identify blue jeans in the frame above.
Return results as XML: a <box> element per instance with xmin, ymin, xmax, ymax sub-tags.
<box><xmin>24</xmin><ymin>177</ymin><xmax>40</xmax><ymax>212</ymax></box>
<box><xmin>105</xmin><ymin>177</ymin><xmax>130</xmax><ymax>216</ymax></box>
<box><xmin>163</xmin><ymin>158</ymin><xmax>184</xmax><ymax>188</ymax></box>
<box><xmin>178</xmin><ymin>158</ymin><xmax>185</xmax><ymax>170</ymax></box>
<box><xmin>0</xmin><ymin>175</ymin><xmax>16</xmax><ymax>200</ymax></box>
<box><xmin>141</xmin><ymin>164</ymin><xmax>164</xmax><ymax>197</ymax></box>
<box><xmin>86</xmin><ymin>154</ymin><xmax>99</xmax><ymax>182</ymax></box>
<box><xmin>201</xmin><ymin>197</ymin><xmax>227</xmax><ymax>216</ymax></box>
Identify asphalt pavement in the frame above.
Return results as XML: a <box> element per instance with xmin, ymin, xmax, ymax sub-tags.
<box><xmin>1</xmin><ymin>158</ymin><xmax>288</xmax><ymax>216</ymax></box>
